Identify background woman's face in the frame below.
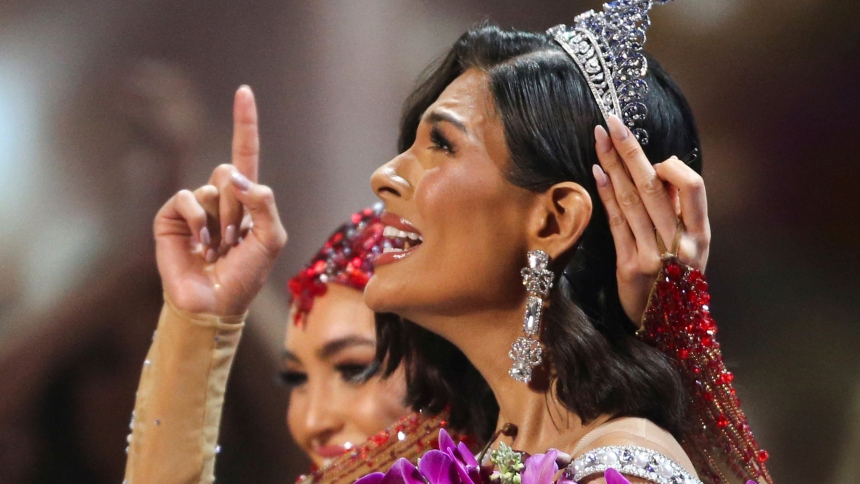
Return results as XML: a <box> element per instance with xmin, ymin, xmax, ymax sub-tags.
<box><xmin>366</xmin><ymin>69</ymin><xmax>537</xmax><ymax>329</ymax></box>
<box><xmin>283</xmin><ymin>283</ymin><xmax>409</xmax><ymax>468</ymax></box>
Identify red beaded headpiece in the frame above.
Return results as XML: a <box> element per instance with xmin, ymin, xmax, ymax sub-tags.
<box><xmin>287</xmin><ymin>205</ymin><xmax>386</xmax><ymax>326</ymax></box>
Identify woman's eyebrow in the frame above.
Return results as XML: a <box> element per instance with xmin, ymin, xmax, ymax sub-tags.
<box><xmin>318</xmin><ymin>335</ymin><xmax>376</xmax><ymax>359</ymax></box>
<box><xmin>424</xmin><ymin>110</ymin><xmax>468</xmax><ymax>134</ymax></box>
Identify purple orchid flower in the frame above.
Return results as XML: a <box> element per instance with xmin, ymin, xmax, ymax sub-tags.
<box><xmin>603</xmin><ymin>468</ymin><xmax>631</xmax><ymax>484</ymax></box>
<box><xmin>521</xmin><ymin>450</ymin><xmax>559</xmax><ymax>484</ymax></box>
<box><xmin>426</xmin><ymin>429</ymin><xmax>484</xmax><ymax>484</ymax></box>
<box><xmin>355</xmin><ymin>458</ymin><xmax>425</xmax><ymax>484</ymax></box>
<box><xmin>438</xmin><ymin>429</ymin><xmax>481</xmax><ymax>468</ymax></box>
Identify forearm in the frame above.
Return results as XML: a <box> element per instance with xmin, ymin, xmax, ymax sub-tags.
<box><xmin>124</xmin><ymin>296</ymin><xmax>245</xmax><ymax>484</ymax></box>
<box><xmin>639</xmin><ymin>257</ymin><xmax>771</xmax><ymax>484</ymax></box>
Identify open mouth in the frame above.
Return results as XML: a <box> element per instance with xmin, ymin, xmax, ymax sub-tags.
<box><xmin>382</xmin><ymin>226</ymin><xmax>424</xmax><ymax>253</ymax></box>
<box><xmin>374</xmin><ymin>212</ymin><xmax>424</xmax><ymax>266</ymax></box>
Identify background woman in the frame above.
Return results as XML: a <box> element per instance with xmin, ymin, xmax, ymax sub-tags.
<box><xmin>282</xmin><ymin>206</ymin><xmax>412</xmax><ymax>470</ymax></box>
<box><xmin>123</xmin><ymin>87</ymin><xmax>458</xmax><ymax>484</ymax></box>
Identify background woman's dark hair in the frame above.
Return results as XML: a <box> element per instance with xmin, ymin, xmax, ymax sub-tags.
<box><xmin>374</xmin><ymin>23</ymin><xmax>702</xmax><ymax>443</ymax></box>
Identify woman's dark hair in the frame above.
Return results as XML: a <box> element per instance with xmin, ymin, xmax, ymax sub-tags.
<box><xmin>374</xmin><ymin>24</ymin><xmax>702</xmax><ymax>443</ymax></box>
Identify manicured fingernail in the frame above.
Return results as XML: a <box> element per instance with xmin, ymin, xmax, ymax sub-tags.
<box><xmin>231</xmin><ymin>170</ymin><xmax>250</xmax><ymax>191</ymax></box>
<box><xmin>225</xmin><ymin>225</ymin><xmax>237</xmax><ymax>246</ymax></box>
<box><xmin>205</xmin><ymin>247</ymin><xmax>218</xmax><ymax>263</ymax></box>
<box><xmin>592</xmin><ymin>164</ymin><xmax>608</xmax><ymax>187</ymax></box>
<box><xmin>594</xmin><ymin>125</ymin><xmax>612</xmax><ymax>153</ymax></box>
<box><xmin>607</xmin><ymin>114</ymin><xmax>628</xmax><ymax>140</ymax></box>
<box><xmin>200</xmin><ymin>227</ymin><xmax>211</xmax><ymax>247</ymax></box>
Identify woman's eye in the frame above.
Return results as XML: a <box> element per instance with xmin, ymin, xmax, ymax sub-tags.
<box><xmin>429</xmin><ymin>126</ymin><xmax>455</xmax><ymax>154</ymax></box>
<box><xmin>278</xmin><ymin>370</ymin><xmax>308</xmax><ymax>388</ymax></box>
<box><xmin>336</xmin><ymin>363</ymin><xmax>371</xmax><ymax>384</ymax></box>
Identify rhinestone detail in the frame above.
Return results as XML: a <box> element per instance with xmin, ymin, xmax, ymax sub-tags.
<box><xmin>640</xmin><ymin>256</ymin><xmax>773</xmax><ymax>484</ymax></box>
<box><xmin>569</xmin><ymin>445</ymin><xmax>703</xmax><ymax>484</ymax></box>
<box><xmin>510</xmin><ymin>250</ymin><xmax>554</xmax><ymax>383</ymax></box>
<box><xmin>548</xmin><ymin>0</ymin><xmax>675</xmax><ymax>145</ymax></box>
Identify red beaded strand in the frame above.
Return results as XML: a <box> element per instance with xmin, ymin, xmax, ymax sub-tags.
<box><xmin>639</xmin><ymin>257</ymin><xmax>773</xmax><ymax>484</ymax></box>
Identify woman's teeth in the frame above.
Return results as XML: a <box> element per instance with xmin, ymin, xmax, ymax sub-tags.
<box><xmin>382</xmin><ymin>226</ymin><xmax>423</xmax><ymax>253</ymax></box>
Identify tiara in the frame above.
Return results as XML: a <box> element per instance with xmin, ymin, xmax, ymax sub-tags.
<box><xmin>548</xmin><ymin>0</ymin><xmax>673</xmax><ymax>145</ymax></box>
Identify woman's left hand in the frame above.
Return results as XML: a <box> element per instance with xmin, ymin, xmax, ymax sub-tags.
<box><xmin>592</xmin><ymin>114</ymin><xmax>710</xmax><ymax>323</ymax></box>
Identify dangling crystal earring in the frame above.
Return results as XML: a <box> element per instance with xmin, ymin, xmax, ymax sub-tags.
<box><xmin>509</xmin><ymin>250</ymin><xmax>554</xmax><ymax>383</ymax></box>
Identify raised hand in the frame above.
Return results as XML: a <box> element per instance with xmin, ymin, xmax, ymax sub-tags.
<box><xmin>153</xmin><ymin>86</ymin><xmax>287</xmax><ymax>316</ymax></box>
<box><xmin>592</xmin><ymin>114</ymin><xmax>710</xmax><ymax>323</ymax></box>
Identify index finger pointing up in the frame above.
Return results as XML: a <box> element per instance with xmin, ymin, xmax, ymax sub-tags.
<box><xmin>232</xmin><ymin>85</ymin><xmax>259</xmax><ymax>183</ymax></box>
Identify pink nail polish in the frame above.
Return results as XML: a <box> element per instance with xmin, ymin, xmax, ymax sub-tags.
<box><xmin>607</xmin><ymin>114</ymin><xmax>628</xmax><ymax>140</ymax></box>
<box><xmin>231</xmin><ymin>171</ymin><xmax>250</xmax><ymax>191</ymax></box>
<box><xmin>594</xmin><ymin>125</ymin><xmax>612</xmax><ymax>153</ymax></box>
<box><xmin>205</xmin><ymin>247</ymin><xmax>218</xmax><ymax>263</ymax></box>
<box><xmin>592</xmin><ymin>164</ymin><xmax>609</xmax><ymax>187</ymax></box>
<box><xmin>225</xmin><ymin>225</ymin><xmax>237</xmax><ymax>246</ymax></box>
<box><xmin>200</xmin><ymin>227</ymin><xmax>211</xmax><ymax>247</ymax></box>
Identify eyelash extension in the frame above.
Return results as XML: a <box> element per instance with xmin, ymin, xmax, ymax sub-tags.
<box><xmin>429</xmin><ymin>125</ymin><xmax>455</xmax><ymax>154</ymax></box>
<box><xmin>277</xmin><ymin>370</ymin><xmax>307</xmax><ymax>388</ymax></box>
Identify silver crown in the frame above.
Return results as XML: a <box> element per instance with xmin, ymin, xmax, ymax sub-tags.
<box><xmin>548</xmin><ymin>0</ymin><xmax>673</xmax><ymax>145</ymax></box>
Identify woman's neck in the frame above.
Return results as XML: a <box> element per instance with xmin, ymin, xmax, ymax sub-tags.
<box><xmin>419</xmin><ymin>308</ymin><xmax>606</xmax><ymax>454</ymax></box>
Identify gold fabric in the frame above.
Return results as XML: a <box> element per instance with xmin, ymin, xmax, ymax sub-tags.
<box><xmin>299</xmin><ymin>411</ymin><xmax>452</xmax><ymax>484</ymax></box>
<box><xmin>123</xmin><ymin>296</ymin><xmax>245</xmax><ymax>484</ymax></box>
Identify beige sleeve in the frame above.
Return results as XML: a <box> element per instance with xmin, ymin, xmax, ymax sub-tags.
<box><xmin>123</xmin><ymin>296</ymin><xmax>246</xmax><ymax>484</ymax></box>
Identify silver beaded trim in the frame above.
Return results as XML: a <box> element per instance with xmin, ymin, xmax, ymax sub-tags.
<box><xmin>566</xmin><ymin>445</ymin><xmax>703</xmax><ymax>484</ymax></box>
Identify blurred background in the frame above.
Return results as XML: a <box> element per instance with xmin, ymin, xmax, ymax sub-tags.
<box><xmin>0</xmin><ymin>0</ymin><xmax>857</xmax><ymax>483</ymax></box>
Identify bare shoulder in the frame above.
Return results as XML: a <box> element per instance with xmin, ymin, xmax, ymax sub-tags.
<box><xmin>567</xmin><ymin>418</ymin><xmax>701</xmax><ymax>484</ymax></box>
<box><xmin>574</xmin><ymin>418</ymin><xmax>693</xmax><ymax>470</ymax></box>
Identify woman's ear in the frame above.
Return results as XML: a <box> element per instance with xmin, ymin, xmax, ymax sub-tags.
<box><xmin>527</xmin><ymin>182</ymin><xmax>592</xmax><ymax>260</ymax></box>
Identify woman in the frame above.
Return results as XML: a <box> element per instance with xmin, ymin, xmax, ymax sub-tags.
<box><xmin>283</xmin><ymin>206</ymin><xmax>417</xmax><ymax>470</ymax></box>
<box><xmin>127</xmin><ymin>2</ymin><xmax>771</xmax><ymax>484</ymax></box>
<box><xmin>363</xmin><ymin>5</ymin><xmax>769</xmax><ymax>483</ymax></box>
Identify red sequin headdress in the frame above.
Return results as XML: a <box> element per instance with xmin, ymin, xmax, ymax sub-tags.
<box><xmin>287</xmin><ymin>204</ymin><xmax>387</xmax><ymax>326</ymax></box>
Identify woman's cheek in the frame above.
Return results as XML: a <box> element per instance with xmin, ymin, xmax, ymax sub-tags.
<box><xmin>354</xmin><ymin>378</ymin><xmax>409</xmax><ymax>436</ymax></box>
<box><xmin>286</xmin><ymin>391</ymin><xmax>310</xmax><ymax>452</ymax></box>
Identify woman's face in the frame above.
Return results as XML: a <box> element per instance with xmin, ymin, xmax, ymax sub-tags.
<box><xmin>365</xmin><ymin>68</ymin><xmax>538</xmax><ymax>327</ymax></box>
<box><xmin>283</xmin><ymin>283</ymin><xmax>409</xmax><ymax>468</ymax></box>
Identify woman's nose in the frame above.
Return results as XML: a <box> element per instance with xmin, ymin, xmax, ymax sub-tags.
<box><xmin>302</xmin><ymin>382</ymin><xmax>343</xmax><ymax>442</ymax></box>
<box><xmin>371</xmin><ymin>154</ymin><xmax>414</xmax><ymax>202</ymax></box>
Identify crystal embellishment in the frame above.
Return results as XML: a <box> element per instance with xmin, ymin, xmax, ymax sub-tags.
<box><xmin>547</xmin><ymin>0</ymin><xmax>675</xmax><ymax>145</ymax></box>
<box><xmin>568</xmin><ymin>445</ymin><xmax>703</xmax><ymax>484</ymax></box>
<box><xmin>521</xmin><ymin>250</ymin><xmax>553</xmax><ymax>297</ymax></box>
<box><xmin>508</xmin><ymin>336</ymin><xmax>543</xmax><ymax>383</ymax></box>
<box><xmin>523</xmin><ymin>296</ymin><xmax>543</xmax><ymax>335</ymax></box>
<box><xmin>510</xmin><ymin>250</ymin><xmax>554</xmax><ymax>383</ymax></box>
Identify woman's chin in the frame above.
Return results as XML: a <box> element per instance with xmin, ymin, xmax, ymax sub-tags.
<box><xmin>363</xmin><ymin>275</ymin><xmax>420</xmax><ymax>318</ymax></box>
<box><xmin>362</xmin><ymin>276</ymin><xmax>395</xmax><ymax>313</ymax></box>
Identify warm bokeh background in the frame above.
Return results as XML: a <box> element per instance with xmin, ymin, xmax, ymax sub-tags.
<box><xmin>0</xmin><ymin>1</ymin><xmax>857</xmax><ymax>483</ymax></box>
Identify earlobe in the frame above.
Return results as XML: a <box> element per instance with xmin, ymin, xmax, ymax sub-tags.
<box><xmin>529</xmin><ymin>182</ymin><xmax>593</xmax><ymax>260</ymax></box>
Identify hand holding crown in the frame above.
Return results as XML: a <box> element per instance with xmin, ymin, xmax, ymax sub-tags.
<box><xmin>592</xmin><ymin>114</ymin><xmax>710</xmax><ymax>324</ymax></box>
